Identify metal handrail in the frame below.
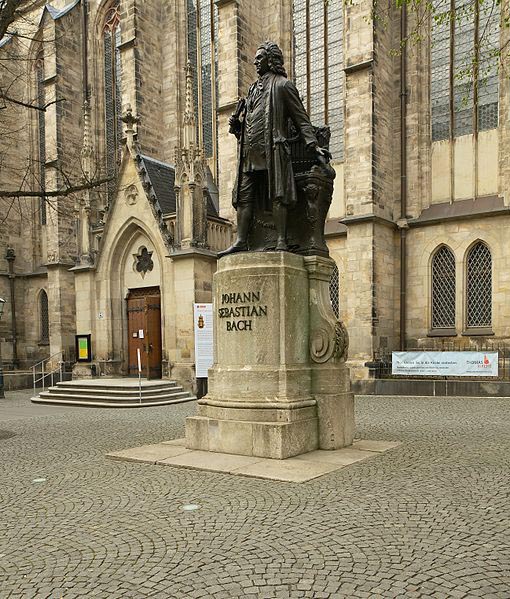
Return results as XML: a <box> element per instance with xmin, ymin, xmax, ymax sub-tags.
<box><xmin>32</xmin><ymin>351</ymin><xmax>64</xmax><ymax>394</ymax></box>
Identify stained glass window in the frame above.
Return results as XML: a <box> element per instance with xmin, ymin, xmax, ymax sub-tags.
<box><xmin>431</xmin><ymin>246</ymin><xmax>456</xmax><ymax>329</ymax></box>
<box><xmin>292</xmin><ymin>0</ymin><xmax>344</xmax><ymax>160</ymax></box>
<box><xmin>35</xmin><ymin>55</ymin><xmax>46</xmax><ymax>225</ymax></box>
<box><xmin>187</xmin><ymin>0</ymin><xmax>218</xmax><ymax>161</ymax></box>
<box><xmin>103</xmin><ymin>2</ymin><xmax>122</xmax><ymax>202</ymax></box>
<box><xmin>431</xmin><ymin>0</ymin><xmax>499</xmax><ymax>141</ymax></box>
<box><xmin>466</xmin><ymin>242</ymin><xmax>492</xmax><ymax>328</ymax></box>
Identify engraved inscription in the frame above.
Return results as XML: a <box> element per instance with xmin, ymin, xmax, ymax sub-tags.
<box><xmin>218</xmin><ymin>291</ymin><xmax>267</xmax><ymax>331</ymax></box>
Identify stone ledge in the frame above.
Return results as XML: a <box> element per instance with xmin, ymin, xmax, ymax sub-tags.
<box><xmin>106</xmin><ymin>438</ymin><xmax>401</xmax><ymax>483</ymax></box>
<box><xmin>353</xmin><ymin>378</ymin><xmax>510</xmax><ymax>397</ymax></box>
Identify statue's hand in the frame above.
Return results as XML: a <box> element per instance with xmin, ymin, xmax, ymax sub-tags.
<box><xmin>229</xmin><ymin>115</ymin><xmax>242</xmax><ymax>138</ymax></box>
<box><xmin>315</xmin><ymin>146</ymin><xmax>332</xmax><ymax>164</ymax></box>
<box><xmin>307</xmin><ymin>142</ymin><xmax>332</xmax><ymax>164</ymax></box>
<box><xmin>229</xmin><ymin>115</ymin><xmax>240</xmax><ymax>128</ymax></box>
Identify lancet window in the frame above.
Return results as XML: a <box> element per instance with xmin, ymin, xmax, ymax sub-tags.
<box><xmin>431</xmin><ymin>0</ymin><xmax>500</xmax><ymax>141</ymax></box>
<box><xmin>103</xmin><ymin>2</ymin><xmax>122</xmax><ymax>201</ymax></box>
<box><xmin>466</xmin><ymin>242</ymin><xmax>492</xmax><ymax>329</ymax></box>
<box><xmin>35</xmin><ymin>54</ymin><xmax>46</xmax><ymax>225</ymax></box>
<box><xmin>329</xmin><ymin>262</ymin><xmax>340</xmax><ymax>319</ymax></box>
<box><xmin>40</xmin><ymin>290</ymin><xmax>49</xmax><ymax>344</ymax></box>
<box><xmin>431</xmin><ymin>245</ymin><xmax>456</xmax><ymax>329</ymax></box>
<box><xmin>187</xmin><ymin>0</ymin><xmax>218</xmax><ymax>162</ymax></box>
<box><xmin>292</xmin><ymin>0</ymin><xmax>344</xmax><ymax>160</ymax></box>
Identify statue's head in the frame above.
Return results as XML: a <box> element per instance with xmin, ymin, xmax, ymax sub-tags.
<box><xmin>255</xmin><ymin>41</ymin><xmax>287</xmax><ymax>78</ymax></box>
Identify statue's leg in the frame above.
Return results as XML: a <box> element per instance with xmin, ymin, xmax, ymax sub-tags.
<box><xmin>273</xmin><ymin>200</ymin><xmax>288</xmax><ymax>251</ymax></box>
<box><xmin>236</xmin><ymin>204</ymin><xmax>253</xmax><ymax>245</ymax></box>
<box><xmin>218</xmin><ymin>173</ymin><xmax>254</xmax><ymax>257</ymax></box>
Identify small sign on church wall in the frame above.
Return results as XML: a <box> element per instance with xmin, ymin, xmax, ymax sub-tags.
<box><xmin>75</xmin><ymin>334</ymin><xmax>92</xmax><ymax>362</ymax></box>
<box><xmin>194</xmin><ymin>303</ymin><xmax>213</xmax><ymax>378</ymax></box>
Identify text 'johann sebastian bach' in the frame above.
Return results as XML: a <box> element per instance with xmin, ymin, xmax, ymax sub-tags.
<box><xmin>218</xmin><ymin>291</ymin><xmax>268</xmax><ymax>331</ymax></box>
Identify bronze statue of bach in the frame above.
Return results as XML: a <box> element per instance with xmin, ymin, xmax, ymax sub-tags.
<box><xmin>219</xmin><ymin>41</ymin><xmax>331</xmax><ymax>257</ymax></box>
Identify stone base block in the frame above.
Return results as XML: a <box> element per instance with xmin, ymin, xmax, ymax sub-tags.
<box><xmin>72</xmin><ymin>363</ymin><xmax>94</xmax><ymax>379</ymax></box>
<box><xmin>186</xmin><ymin>414</ymin><xmax>319</xmax><ymax>459</ymax></box>
<box><xmin>196</xmin><ymin>399</ymin><xmax>317</xmax><ymax>423</ymax></box>
<box><xmin>316</xmin><ymin>392</ymin><xmax>355</xmax><ymax>449</ymax></box>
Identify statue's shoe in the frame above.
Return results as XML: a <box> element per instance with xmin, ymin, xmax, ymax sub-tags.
<box><xmin>275</xmin><ymin>240</ymin><xmax>288</xmax><ymax>252</ymax></box>
<box><xmin>218</xmin><ymin>242</ymin><xmax>248</xmax><ymax>258</ymax></box>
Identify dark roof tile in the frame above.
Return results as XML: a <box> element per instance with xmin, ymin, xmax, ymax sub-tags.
<box><xmin>137</xmin><ymin>154</ymin><xmax>219</xmax><ymax>218</ymax></box>
<box><xmin>138</xmin><ymin>155</ymin><xmax>176</xmax><ymax>214</ymax></box>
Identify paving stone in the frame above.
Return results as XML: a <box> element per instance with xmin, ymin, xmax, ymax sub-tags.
<box><xmin>0</xmin><ymin>391</ymin><xmax>509</xmax><ymax>598</ymax></box>
<box><xmin>157</xmin><ymin>449</ymin><xmax>263</xmax><ymax>472</ymax></box>
<box><xmin>107</xmin><ymin>442</ymin><xmax>191</xmax><ymax>463</ymax></box>
<box><xmin>161</xmin><ymin>438</ymin><xmax>187</xmax><ymax>446</ymax></box>
<box><xmin>352</xmin><ymin>439</ymin><xmax>402</xmax><ymax>452</ymax></box>
<box><xmin>292</xmin><ymin>447</ymin><xmax>374</xmax><ymax>466</ymax></box>
<box><xmin>233</xmin><ymin>457</ymin><xmax>341</xmax><ymax>482</ymax></box>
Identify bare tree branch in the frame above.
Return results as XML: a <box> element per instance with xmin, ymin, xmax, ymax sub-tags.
<box><xmin>0</xmin><ymin>176</ymin><xmax>113</xmax><ymax>198</ymax></box>
<box><xmin>0</xmin><ymin>0</ymin><xmax>40</xmax><ymax>40</ymax></box>
<box><xmin>0</xmin><ymin>89</ymin><xmax>65</xmax><ymax>111</ymax></box>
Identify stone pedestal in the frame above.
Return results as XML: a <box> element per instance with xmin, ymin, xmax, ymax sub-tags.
<box><xmin>186</xmin><ymin>252</ymin><xmax>354</xmax><ymax>459</ymax></box>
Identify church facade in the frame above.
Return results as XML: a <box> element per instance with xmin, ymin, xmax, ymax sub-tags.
<box><xmin>0</xmin><ymin>0</ymin><xmax>507</xmax><ymax>389</ymax></box>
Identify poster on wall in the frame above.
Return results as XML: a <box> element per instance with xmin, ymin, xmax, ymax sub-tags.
<box><xmin>392</xmin><ymin>351</ymin><xmax>499</xmax><ymax>377</ymax></box>
<box><xmin>75</xmin><ymin>334</ymin><xmax>92</xmax><ymax>362</ymax></box>
<box><xmin>193</xmin><ymin>303</ymin><xmax>214</xmax><ymax>378</ymax></box>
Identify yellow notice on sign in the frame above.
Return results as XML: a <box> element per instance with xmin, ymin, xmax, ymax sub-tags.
<box><xmin>78</xmin><ymin>338</ymin><xmax>89</xmax><ymax>359</ymax></box>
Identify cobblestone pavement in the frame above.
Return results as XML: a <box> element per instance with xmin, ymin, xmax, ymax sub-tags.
<box><xmin>0</xmin><ymin>391</ymin><xmax>509</xmax><ymax>599</ymax></box>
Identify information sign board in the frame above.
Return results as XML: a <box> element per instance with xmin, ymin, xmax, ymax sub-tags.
<box><xmin>75</xmin><ymin>334</ymin><xmax>92</xmax><ymax>362</ymax></box>
<box><xmin>193</xmin><ymin>303</ymin><xmax>214</xmax><ymax>378</ymax></box>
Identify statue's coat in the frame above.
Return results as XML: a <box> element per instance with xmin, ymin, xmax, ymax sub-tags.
<box><xmin>233</xmin><ymin>73</ymin><xmax>318</xmax><ymax>209</ymax></box>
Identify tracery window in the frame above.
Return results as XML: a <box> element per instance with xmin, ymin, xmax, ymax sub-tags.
<box><xmin>431</xmin><ymin>245</ymin><xmax>456</xmax><ymax>329</ymax></box>
<box><xmin>103</xmin><ymin>2</ymin><xmax>122</xmax><ymax>201</ymax></box>
<box><xmin>40</xmin><ymin>290</ymin><xmax>49</xmax><ymax>344</ymax></box>
<box><xmin>35</xmin><ymin>54</ymin><xmax>46</xmax><ymax>225</ymax></box>
<box><xmin>431</xmin><ymin>0</ymin><xmax>500</xmax><ymax>141</ymax></box>
<box><xmin>466</xmin><ymin>241</ymin><xmax>492</xmax><ymax>329</ymax></box>
<box><xmin>329</xmin><ymin>262</ymin><xmax>340</xmax><ymax>319</ymax></box>
<box><xmin>292</xmin><ymin>0</ymin><xmax>344</xmax><ymax>159</ymax></box>
<box><xmin>187</xmin><ymin>0</ymin><xmax>218</xmax><ymax>162</ymax></box>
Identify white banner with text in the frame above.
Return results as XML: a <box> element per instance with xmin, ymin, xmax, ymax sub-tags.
<box><xmin>392</xmin><ymin>351</ymin><xmax>498</xmax><ymax>377</ymax></box>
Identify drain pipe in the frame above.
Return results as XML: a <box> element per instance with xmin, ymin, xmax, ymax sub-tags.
<box><xmin>399</xmin><ymin>4</ymin><xmax>408</xmax><ymax>351</ymax></box>
<box><xmin>6</xmin><ymin>248</ymin><xmax>18</xmax><ymax>368</ymax></box>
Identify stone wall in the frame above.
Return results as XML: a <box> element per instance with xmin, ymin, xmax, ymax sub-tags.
<box><xmin>405</xmin><ymin>6</ymin><xmax>431</xmax><ymax>219</ymax></box>
<box><xmin>133</xmin><ymin>0</ymin><xmax>165</xmax><ymax>159</ymax></box>
<box><xmin>406</xmin><ymin>216</ymin><xmax>510</xmax><ymax>345</ymax></box>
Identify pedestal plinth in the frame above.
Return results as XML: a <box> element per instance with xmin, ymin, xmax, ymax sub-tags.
<box><xmin>185</xmin><ymin>252</ymin><xmax>354</xmax><ymax>459</ymax></box>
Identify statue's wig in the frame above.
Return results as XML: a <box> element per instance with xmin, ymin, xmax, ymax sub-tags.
<box><xmin>257</xmin><ymin>41</ymin><xmax>287</xmax><ymax>77</ymax></box>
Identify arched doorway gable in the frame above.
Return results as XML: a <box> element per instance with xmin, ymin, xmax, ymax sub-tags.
<box><xmin>97</xmin><ymin>216</ymin><xmax>164</xmax><ymax>283</ymax></box>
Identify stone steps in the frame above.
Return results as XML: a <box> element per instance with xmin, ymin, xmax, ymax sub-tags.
<box><xmin>31</xmin><ymin>378</ymin><xmax>197</xmax><ymax>408</ymax></box>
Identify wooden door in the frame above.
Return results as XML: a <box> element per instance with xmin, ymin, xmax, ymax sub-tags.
<box><xmin>145</xmin><ymin>294</ymin><xmax>162</xmax><ymax>379</ymax></box>
<box><xmin>127</xmin><ymin>287</ymin><xmax>162</xmax><ymax>379</ymax></box>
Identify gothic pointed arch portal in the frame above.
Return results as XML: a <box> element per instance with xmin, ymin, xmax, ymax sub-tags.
<box><xmin>122</xmin><ymin>230</ymin><xmax>163</xmax><ymax>379</ymax></box>
<box><xmin>102</xmin><ymin>219</ymin><xmax>164</xmax><ymax>379</ymax></box>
